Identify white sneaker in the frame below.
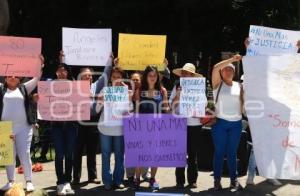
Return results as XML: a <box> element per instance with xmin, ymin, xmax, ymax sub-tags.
<box><xmin>0</xmin><ymin>182</ymin><xmax>13</xmax><ymax>191</ymax></box>
<box><xmin>57</xmin><ymin>184</ymin><xmax>66</xmax><ymax>195</ymax></box>
<box><xmin>64</xmin><ymin>183</ymin><xmax>74</xmax><ymax>195</ymax></box>
<box><xmin>26</xmin><ymin>182</ymin><xmax>35</xmax><ymax>192</ymax></box>
<box><xmin>268</xmin><ymin>179</ymin><xmax>282</xmax><ymax>186</ymax></box>
<box><xmin>246</xmin><ymin>177</ymin><xmax>254</xmax><ymax>185</ymax></box>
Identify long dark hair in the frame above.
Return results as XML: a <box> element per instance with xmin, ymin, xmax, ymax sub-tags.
<box><xmin>141</xmin><ymin>65</ymin><xmax>161</xmax><ymax>91</ymax></box>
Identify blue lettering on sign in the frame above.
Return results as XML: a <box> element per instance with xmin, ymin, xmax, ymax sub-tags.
<box><xmin>253</xmin><ymin>38</ymin><xmax>293</xmax><ymax>50</ymax></box>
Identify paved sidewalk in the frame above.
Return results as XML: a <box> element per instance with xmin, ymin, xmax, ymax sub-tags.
<box><xmin>1</xmin><ymin>155</ymin><xmax>300</xmax><ymax>196</ymax></box>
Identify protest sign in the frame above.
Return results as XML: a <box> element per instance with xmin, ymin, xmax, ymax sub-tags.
<box><xmin>63</xmin><ymin>28</ymin><xmax>112</xmax><ymax>66</ymax></box>
<box><xmin>247</xmin><ymin>25</ymin><xmax>300</xmax><ymax>56</ymax></box>
<box><xmin>243</xmin><ymin>54</ymin><xmax>300</xmax><ymax>179</ymax></box>
<box><xmin>0</xmin><ymin>36</ymin><xmax>41</xmax><ymax>77</ymax></box>
<box><xmin>103</xmin><ymin>86</ymin><xmax>129</xmax><ymax>126</ymax></box>
<box><xmin>118</xmin><ymin>33</ymin><xmax>166</xmax><ymax>71</ymax></box>
<box><xmin>180</xmin><ymin>77</ymin><xmax>206</xmax><ymax>117</ymax></box>
<box><xmin>0</xmin><ymin>121</ymin><xmax>13</xmax><ymax>166</ymax></box>
<box><xmin>38</xmin><ymin>81</ymin><xmax>90</xmax><ymax>121</ymax></box>
<box><xmin>123</xmin><ymin>114</ymin><xmax>187</xmax><ymax>167</ymax></box>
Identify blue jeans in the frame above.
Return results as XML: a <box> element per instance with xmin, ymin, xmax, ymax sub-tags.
<box><xmin>100</xmin><ymin>134</ymin><xmax>124</xmax><ymax>186</ymax></box>
<box><xmin>52</xmin><ymin>122</ymin><xmax>78</xmax><ymax>185</ymax></box>
<box><xmin>247</xmin><ymin>149</ymin><xmax>257</xmax><ymax>178</ymax></box>
<box><xmin>212</xmin><ymin>118</ymin><xmax>242</xmax><ymax>182</ymax></box>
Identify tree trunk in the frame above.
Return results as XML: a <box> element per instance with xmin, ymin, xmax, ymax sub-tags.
<box><xmin>0</xmin><ymin>0</ymin><xmax>9</xmax><ymax>35</ymax></box>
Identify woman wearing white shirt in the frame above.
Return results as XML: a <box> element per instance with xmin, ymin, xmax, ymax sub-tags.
<box><xmin>0</xmin><ymin>57</ymin><xmax>44</xmax><ymax>192</ymax></box>
<box><xmin>170</xmin><ymin>63</ymin><xmax>206</xmax><ymax>189</ymax></box>
<box><xmin>211</xmin><ymin>54</ymin><xmax>243</xmax><ymax>192</ymax></box>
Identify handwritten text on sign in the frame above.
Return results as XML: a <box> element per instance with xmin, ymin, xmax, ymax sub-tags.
<box><xmin>63</xmin><ymin>28</ymin><xmax>112</xmax><ymax>66</ymax></box>
<box><xmin>118</xmin><ymin>33</ymin><xmax>166</xmax><ymax>71</ymax></box>
<box><xmin>38</xmin><ymin>81</ymin><xmax>90</xmax><ymax>121</ymax></box>
<box><xmin>180</xmin><ymin>77</ymin><xmax>206</xmax><ymax>117</ymax></box>
<box><xmin>123</xmin><ymin>114</ymin><xmax>187</xmax><ymax>167</ymax></box>
<box><xmin>0</xmin><ymin>36</ymin><xmax>41</xmax><ymax>77</ymax></box>
<box><xmin>103</xmin><ymin>86</ymin><xmax>129</xmax><ymax>126</ymax></box>
<box><xmin>243</xmin><ymin>54</ymin><xmax>300</xmax><ymax>179</ymax></box>
<box><xmin>247</xmin><ymin>25</ymin><xmax>300</xmax><ymax>56</ymax></box>
<box><xmin>0</xmin><ymin>121</ymin><xmax>13</xmax><ymax>166</ymax></box>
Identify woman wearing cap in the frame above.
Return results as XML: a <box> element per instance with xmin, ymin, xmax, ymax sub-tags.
<box><xmin>211</xmin><ymin>54</ymin><xmax>243</xmax><ymax>191</ymax></box>
<box><xmin>0</xmin><ymin>56</ymin><xmax>44</xmax><ymax>192</ymax></box>
<box><xmin>169</xmin><ymin>63</ymin><xmax>206</xmax><ymax>189</ymax></box>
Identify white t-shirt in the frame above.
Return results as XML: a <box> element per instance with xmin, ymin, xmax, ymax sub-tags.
<box><xmin>213</xmin><ymin>81</ymin><xmax>242</xmax><ymax>122</ymax></box>
<box><xmin>169</xmin><ymin>86</ymin><xmax>204</xmax><ymax>126</ymax></box>
<box><xmin>1</xmin><ymin>77</ymin><xmax>39</xmax><ymax>133</ymax></box>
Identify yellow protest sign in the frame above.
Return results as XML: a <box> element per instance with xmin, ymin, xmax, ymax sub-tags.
<box><xmin>118</xmin><ymin>33</ymin><xmax>166</xmax><ymax>71</ymax></box>
<box><xmin>0</xmin><ymin>121</ymin><xmax>13</xmax><ymax>166</ymax></box>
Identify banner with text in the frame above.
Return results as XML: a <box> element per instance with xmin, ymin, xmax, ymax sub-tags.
<box><xmin>123</xmin><ymin>114</ymin><xmax>187</xmax><ymax>167</ymax></box>
<box><xmin>63</xmin><ymin>28</ymin><xmax>112</xmax><ymax>66</ymax></box>
<box><xmin>38</xmin><ymin>81</ymin><xmax>90</xmax><ymax>121</ymax></box>
<box><xmin>247</xmin><ymin>25</ymin><xmax>300</xmax><ymax>56</ymax></box>
<box><xmin>0</xmin><ymin>121</ymin><xmax>13</xmax><ymax>166</ymax></box>
<box><xmin>118</xmin><ymin>33</ymin><xmax>166</xmax><ymax>71</ymax></box>
<box><xmin>243</xmin><ymin>54</ymin><xmax>300</xmax><ymax>179</ymax></box>
<box><xmin>180</xmin><ymin>77</ymin><xmax>206</xmax><ymax>117</ymax></box>
<box><xmin>103</xmin><ymin>86</ymin><xmax>130</xmax><ymax>126</ymax></box>
<box><xmin>0</xmin><ymin>36</ymin><xmax>41</xmax><ymax>77</ymax></box>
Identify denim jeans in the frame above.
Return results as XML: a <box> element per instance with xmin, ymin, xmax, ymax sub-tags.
<box><xmin>52</xmin><ymin>122</ymin><xmax>78</xmax><ymax>185</ymax></box>
<box><xmin>100</xmin><ymin>134</ymin><xmax>124</xmax><ymax>186</ymax></box>
<box><xmin>212</xmin><ymin>118</ymin><xmax>242</xmax><ymax>182</ymax></box>
<box><xmin>247</xmin><ymin>149</ymin><xmax>257</xmax><ymax>178</ymax></box>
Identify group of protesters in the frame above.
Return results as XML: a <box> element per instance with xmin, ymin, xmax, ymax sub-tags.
<box><xmin>1</xmin><ymin>37</ymin><xmax>299</xmax><ymax>196</ymax></box>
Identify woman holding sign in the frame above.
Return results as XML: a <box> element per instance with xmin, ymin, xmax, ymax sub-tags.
<box><xmin>0</xmin><ymin>56</ymin><xmax>44</xmax><ymax>192</ymax></box>
<box><xmin>169</xmin><ymin>63</ymin><xmax>205</xmax><ymax>189</ymax></box>
<box><xmin>135</xmin><ymin>65</ymin><xmax>170</xmax><ymax>190</ymax></box>
<box><xmin>95</xmin><ymin>66</ymin><xmax>131</xmax><ymax>191</ymax></box>
<box><xmin>211</xmin><ymin>54</ymin><xmax>244</xmax><ymax>192</ymax></box>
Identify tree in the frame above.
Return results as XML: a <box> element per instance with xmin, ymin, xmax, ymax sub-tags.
<box><xmin>0</xmin><ymin>0</ymin><xmax>9</xmax><ymax>35</ymax></box>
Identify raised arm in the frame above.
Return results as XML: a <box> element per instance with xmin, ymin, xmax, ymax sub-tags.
<box><xmin>24</xmin><ymin>55</ymin><xmax>44</xmax><ymax>94</ymax></box>
<box><xmin>212</xmin><ymin>54</ymin><xmax>242</xmax><ymax>90</ymax></box>
<box><xmin>94</xmin><ymin>55</ymin><xmax>114</xmax><ymax>95</ymax></box>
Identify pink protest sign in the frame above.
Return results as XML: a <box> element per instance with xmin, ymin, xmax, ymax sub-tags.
<box><xmin>37</xmin><ymin>81</ymin><xmax>91</xmax><ymax>121</ymax></box>
<box><xmin>0</xmin><ymin>36</ymin><xmax>41</xmax><ymax>77</ymax></box>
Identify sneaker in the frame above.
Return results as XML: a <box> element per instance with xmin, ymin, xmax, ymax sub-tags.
<box><xmin>0</xmin><ymin>182</ymin><xmax>13</xmax><ymax>191</ymax></box>
<box><xmin>230</xmin><ymin>180</ymin><xmax>243</xmax><ymax>192</ymax></box>
<box><xmin>88</xmin><ymin>178</ymin><xmax>101</xmax><ymax>184</ymax></box>
<box><xmin>26</xmin><ymin>182</ymin><xmax>35</xmax><ymax>192</ymax></box>
<box><xmin>133</xmin><ymin>179</ymin><xmax>140</xmax><ymax>190</ymax></box>
<box><xmin>149</xmin><ymin>178</ymin><xmax>159</xmax><ymax>190</ymax></box>
<box><xmin>142</xmin><ymin>172</ymin><xmax>151</xmax><ymax>181</ymax></box>
<box><xmin>57</xmin><ymin>184</ymin><xmax>66</xmax><ymax>196</ymax></box>
<box><xmin>268</xmin><ymin>179</ymin><xmax>282</xmax><ymax>186</ymax></box>
<box><xmin>187</xmin><ymin>183</ymin><xmax>197</xmax><ymax>189</ymax></box>
<box><xmin>246</xmin><ymin>176</ymin><xmax>254</xmax><ymax>185</ymax></box>
<box><xmin>213</xmin><ymin>180</ymin><xmax>222</xmax><ymax>191</ymax></box>
<box><xmin>64</xmin><ymin>183</ymin><xmax>75</xmax><ymax>195</ymax></box>
<box><xmin>114</xmin><ymin>183</ymin><xmax>125</xmax><ymax>189</ymax></box>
